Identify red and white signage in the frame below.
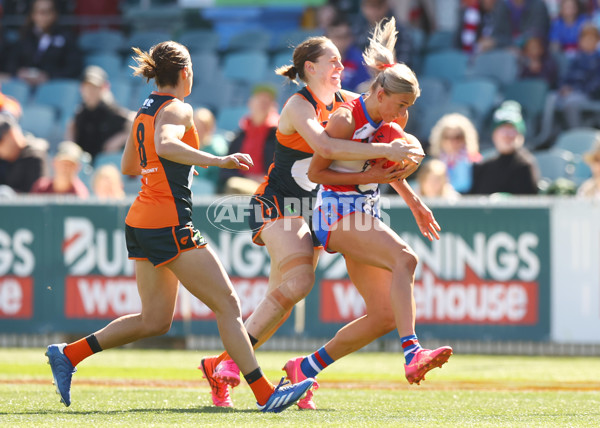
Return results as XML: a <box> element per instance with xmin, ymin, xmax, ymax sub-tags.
<box><xmin>0</xmin><ymin>277</ymin><xmax>33</xmax><ymax>319</ymax></box>
<box><xmin>65</xmin><ymin>275</ymin><xmax>269</xmax><ymax>320</ymax></box>
<box><xmin>320</xmin><ymin>266</ymin><xmax>538</xmax><ymax>325</ymax></box>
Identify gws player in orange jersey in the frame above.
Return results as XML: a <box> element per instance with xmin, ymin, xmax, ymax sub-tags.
<box><xmin>45</xmin><ymin>41</ymin><xmax>314</xmax><ymax>413</ymax></box>
<box><xmin>286</xmin><ymin>17</ymin><xmax>453</xmax><ymax>396</ymax></box>
<box><xmin>199</xmin><ymin>33</ymin><xmax>424</xmax><ymax>409</ymax></box>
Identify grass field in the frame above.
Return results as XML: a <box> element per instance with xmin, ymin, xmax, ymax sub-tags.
<box><xmin>1</xmin><ymin>348</ymin><xmax>599</xmax><ymax>427</ymax></box>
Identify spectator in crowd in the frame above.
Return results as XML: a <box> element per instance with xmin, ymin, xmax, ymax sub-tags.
<box><xmin>0</xmin><ymin>13</ymin><xmax>14</xmax><ymax>82</ymax></box>
<box><xmin>555</xmin><ymin>22</ymin><xmax>600</xmax><ymax>128</ymax></box>
<box><xmin>30</xmin><ymin>140</ymin><xmax>89</xmax><ymax>197</ymax></box>
<box><xmin>549</xmin><ymin>0</ymin><xmax>588</xmax><ymax>58</ymax></box>
<box><xmin>576</xmin><ymin>135</ymin><xmax>600</xmax><ymax>198</ymax></box>
<box><xmin>471</xmin><ymin>100</ymin><xmax>540</xmax><ymax>195</ymax></box>
<box><xmin>326</xmin><ymin>14</ymin><xmax>371</xmax><ymax>92</ymax></box>
<box><xmin>353</xmin><ymin>0</ymin><xmax>415</xmax><ymax>67</ymax></box>
<box><xmin>428</xmin><ymin>112</ymin><xmax>482</xmax><ymax>194</ymax></box>
<box><xmin>0</xmin><ymin>88</ymin><xmax>22</xmax><ymax>120</ymax></box>
<box><xmin>519</xmin><ymin>33</ymin><xmax>560</xmax><ymax>88</ymax></box>
<box><xmin>218</xmin><ymin>84</ymin><xmax>278</xmax><ymax>194</ymax></box>
<box><xmin>192</xmin><ymin>107</ymin><xmax>229</xmax><ymax>189</ymax></box>
<box><xmin>65</xmin><ymin>65</ymin><xmax>132</xmax><ymax>162</ymax></box>
<box><xmin>91</xmin><ymin>163</ymin><xmax>125</xmax><ymax>200</ymax></box>
<box><xmin>477</xmin><ymin>0</ymin><xmax>550</xmax><ymax>53</ymax></box>
<box><xmin>8</xmin><ymin>0</ymin><xmax>82</xmax><ymax>86</ymax></box>
<box><xmin>415</xmin><ymin>158</ymin><xmax>461</xmax><ymax>200</ymax></box>
<box><xmin>0</xmin><ymin>113</ymin><xmax>48</xmax><ymax>193</ymax></box>
<box><xmin>592</xmin><ymin>0</ymin><xmax>600</xmax><ymax>30</ymax></box>
<box><xmin>458</xmin><ymin>0</ymin><xmax>498</xmax><ymax>53</ymax></box>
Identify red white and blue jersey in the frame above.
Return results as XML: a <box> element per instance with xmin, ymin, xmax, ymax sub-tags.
<box><xmin>315</xmin><ymin>95</ymin><xmax>382</xmax><ymax>216</ymax></box>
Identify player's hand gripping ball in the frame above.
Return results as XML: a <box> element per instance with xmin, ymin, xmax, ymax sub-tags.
<box><xmin>371</xmin><ymin>122</ymin><xmax>421</xmax><ymax>169</ymax></box>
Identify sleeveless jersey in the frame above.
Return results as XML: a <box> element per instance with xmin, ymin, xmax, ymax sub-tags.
<box><xmin>322</xmin><ymin>95</ymin><xmax>383</xmax><ymax>196</ymax></box>
<box><xmin>259</xmin><ymin>86</ymin><xmax>346</xmax><ymax>199</ymax></box>
<box><xmin>125</xmin><ymin>92</ymin><xmax>200</xmax><ymax>229</ymax></box>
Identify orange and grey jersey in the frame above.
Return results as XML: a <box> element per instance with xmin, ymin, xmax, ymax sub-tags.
<box><xmin>261</xmin><ymin>86</ymin><xmax>346</xmax><ymax>199</ymax></box>
<box><xmin>125</xmin><ymin>92</ymin><xmax>200</xmax><ymax>229</ymax></box>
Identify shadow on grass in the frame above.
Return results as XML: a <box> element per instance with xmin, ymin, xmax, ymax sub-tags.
<box><xmin>1</xmin><ymin>406</ymin><xmax>338</xmax><ymax>415</ymax></box>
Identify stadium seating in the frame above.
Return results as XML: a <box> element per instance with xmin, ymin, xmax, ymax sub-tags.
<box><xmin>1</xmin><ymin>79</ymin><xmax>30</xmax><ymax>105</ymax></box>
<box><xmin>19</xmin><ymin>104</ymin><xmax>56</xmax><ymax>142</ymax></box>
<box><xmin>534</xmin><ymin>148</ymin><xmax>573</xmax><ymax>184</ymax></box>
<box><xmin>227</xmin><ymin>29</ymin><xmax>271</xmax><ymax>52</ymax></box>
<box><xmin>178</xmin><ymin>29</ymin><xmax>220</xmax><ymax>53</ymax></box>
<box><xmin>79</xmin><ymin>29</ymin><xmax>126</xmax><ymax>53</ymax></box>
<box><xmin>503</xmin><ymin>78</ymin><xmax>549</xmax><ymax>146</ymax></box>
<box><xmin>449</xmin><ymin>78</ymin><xmax>499</xmax><ymax>125</ymax></box>
<box><xmin>190</xmin><ymin>52</ymin><xmax>220</xmax><ymax>84</ymax></box>
<box><xmin>32</xmin><ymin>79</ymin><xmax>81</xmax><ymax>124</ymax></box>
<box><xmin>424</xmin><ymin>30</ymin><xmax>457</xmax><ymax>53</ymax></box>
<box><xmin>553</xmin><ymin>127</ymin><xmax>600</xmax><ymax>155</ymax></box>
<box><xmin>222</xmin><ymin>50</ymin><xmax>269</xmax><ymax>85</ymax></box>
<box><xmin>422</xmin><ymin>49</ymin><xmax>469</xmax><ymax>85</ymax></box>
<box><xmin>85</xmin><ymin>52</ymin><xmax>123</xmax><ymax>81</ymax></box>
<box><xmin>469</xmin><ymin>49</ymin><xmax>519</xmax><ymax>88</ymax></box>
<box><xmin>216</xmin><ymin>106</ymin><xmax>248</xmax><ymax>132</ymax></box>
<box><xmin>126</xmin><ymin>30</ymin><xmax>172</xmax><ymax>52</ymax></box>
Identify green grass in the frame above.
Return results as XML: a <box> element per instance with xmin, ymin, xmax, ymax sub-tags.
<box><xmin>1</xmin><ymin>348</ymin><xmax>599</xmax><ymax>427</ymax></box>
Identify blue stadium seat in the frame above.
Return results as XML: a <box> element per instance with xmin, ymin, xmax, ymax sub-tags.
<box><xmin>84</xmin><ymin>53</ymin><xmax>123</xmax><ymax>81</ymax></box>
<box><xmin>422</xmin><ymin>49</ymin><xmax>469</xmax><ymax>85</ymax></box>
<box><xmin>79</xmin><ymin>29</ymin><xmax>126</xmax><ymax>53</ymax></box>
<box><xmin>94</xmin><ymin>152</ymin><xmax>123</xmax><ymax>169</ymax></box>
<box><xmin>190</xmin><ymin>52</ymin><xmax>220</xmax><ymax>84</ymax></box>
<box><xmin>469</xmin><ymin>49</ymin><xmax>519</xmax><ymax>88</ymax></box>
<box><xmin>553</xmin><ymin>127</ymin><xmax>600</xmax><ymax>155</ymax></box>
<box><xmin>222</xmin><ymin>50</ymin><xmax>269</xmax><ymax>85</ymax></box>
<box><xmin>534</xmin><ymin>148</ymin><xmax>572</xmax><ymax>183</ymax></box>
<box><xmin>126</xmin><ymin>30</ymin><xmax>171</xmax><ymax>52</ymax></box>
<box><xmin>32</xmin><ymin>79</ymin><xmax>81</xmax><ymax>123</ymax></box>
<box><xmin>503</xmin><ymin>78</ymin><xmax>549</xmax><ymax>145</ymax></box>
<box><xmin>108</xmin><ymin>80</ymin><xmax>134</xmax><ymax>110</ymax></box>
<box><xmin>424</xmin><ymin>30</ymin><xmax>457</xmax><ymax>53</ymax></box>
<box><xmin>227</xmin><ymin>29</ymin><xmax>271</xmax><ymax>52</ymax></box>
<box><xmin>216</xmin><ymin>106</ymin><xmax>248</xmax><ymax>132</ymax></box>
<box><xmin>19</xmin><ymin>104</ymin><xmax>56</xmax><ymax>141</ymax></box>
<box><xmin>1</xmin><ymin>79</ymin><xmax>31</xmax><ymax>105</ymax></box>
<box><xmin>178</xmin><ymin>29</ymin><xmax>220</xmax><ymax>53</ymax></box>
<box><xmin>449</xmin><ymin>78</ymin><xmax>499</xmax><ymax>125</ymax></box>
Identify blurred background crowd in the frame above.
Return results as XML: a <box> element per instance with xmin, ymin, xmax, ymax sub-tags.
<box><xmin>0</xmin><ymin>0</ymin><xmax>599</xmax><ymax>200</ymax></box>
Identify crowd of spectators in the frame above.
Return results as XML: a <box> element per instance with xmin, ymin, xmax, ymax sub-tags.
<box><xmin>0</xmin><ymin>0</ymin><xmax>599</xmax><ymax>200</ymax></box>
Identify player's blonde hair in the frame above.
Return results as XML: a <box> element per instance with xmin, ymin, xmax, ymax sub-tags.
<box><xmin>428</xmin><ymin>113</ymin><xmax>480</xmax><ymax>158</ymax></box>
<box><xmin>130</xmin><ymin>41</ymin><xmax>190</xmax><ymax>88</ymax></box>
<box><xmin>363</xmin><ymin>17</ymin><xmax>420</xmax><ymax>98</ymax></box>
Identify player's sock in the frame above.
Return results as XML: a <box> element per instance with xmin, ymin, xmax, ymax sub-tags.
<box><xmin>401</xmin><ymin>334</ymin><xmax>423</xmax><ymax>364</ymax></box>
<box><xmin>300</xmin><ymin>346</ymin><xmax>334</xmax><ymax>378</ymax></box>
<box><xmin>63</xmin><ymin>334</ymin><xmax>103</xmax><ymax>367</ymax></box>
<box><xmin>244</xmin><ymin>367</ymin><xmax>274</xmax><ymax>406</ymax></box>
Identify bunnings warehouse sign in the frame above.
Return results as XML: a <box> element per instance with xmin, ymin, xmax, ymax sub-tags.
<box><xmin>0</xmin><ymin>198</ymin><xmax>551</xmax><ymax>341</ymax></box>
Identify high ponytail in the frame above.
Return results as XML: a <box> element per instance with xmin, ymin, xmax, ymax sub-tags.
<box><xmin>363</xmin><ymin>17</ymin><xmax>420</xmax><ymax>98</ymax></box>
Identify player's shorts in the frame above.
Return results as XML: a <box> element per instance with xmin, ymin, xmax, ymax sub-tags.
<box><xmin>125</xmin><ymin>222</ymin><xmax>207</xmax><ymax>266</ymax></box>
<box><xmin>248</xmin><ymin>184</ymin><xmax>321</xmax><ymax>247</ymax></box>
<box><xmin>313</xmin><ymin>190</ymin><xmax>381</xmax><ymax>253</ymax></box>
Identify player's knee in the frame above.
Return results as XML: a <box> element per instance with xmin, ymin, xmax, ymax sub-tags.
<box><xmin>392</xmin><ymin>247</ymin><xmax>418</xmax><ymax>275</ymax></box>
<box><xmin>369</xmin><ymin>308</ymin><xmax>396</xmax><ymax>335</ymax></box>
<box><xmin>213</xmin><ymin>292</ymin><xmax>242</xmax><ymax>318</ymax></box>
<box><xmin>144</xmin><ymin>317</ymin><xmax>172</xmax><ymax>337</ymax></box>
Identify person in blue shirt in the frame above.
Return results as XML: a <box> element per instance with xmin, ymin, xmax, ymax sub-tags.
<box><xmin>326</xmin><ymin>15</ymin><xmax>372</xmax><ymax>92</ymax></box>
<box><xmin>557</xmin><ymin>22</ymin><xmax>600</xmax><ymax>128</ymax></box>
<box><xmin>549</xmin><ymin>0</ymin><xmax>588</xmax><ymax>58</ymax></box>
